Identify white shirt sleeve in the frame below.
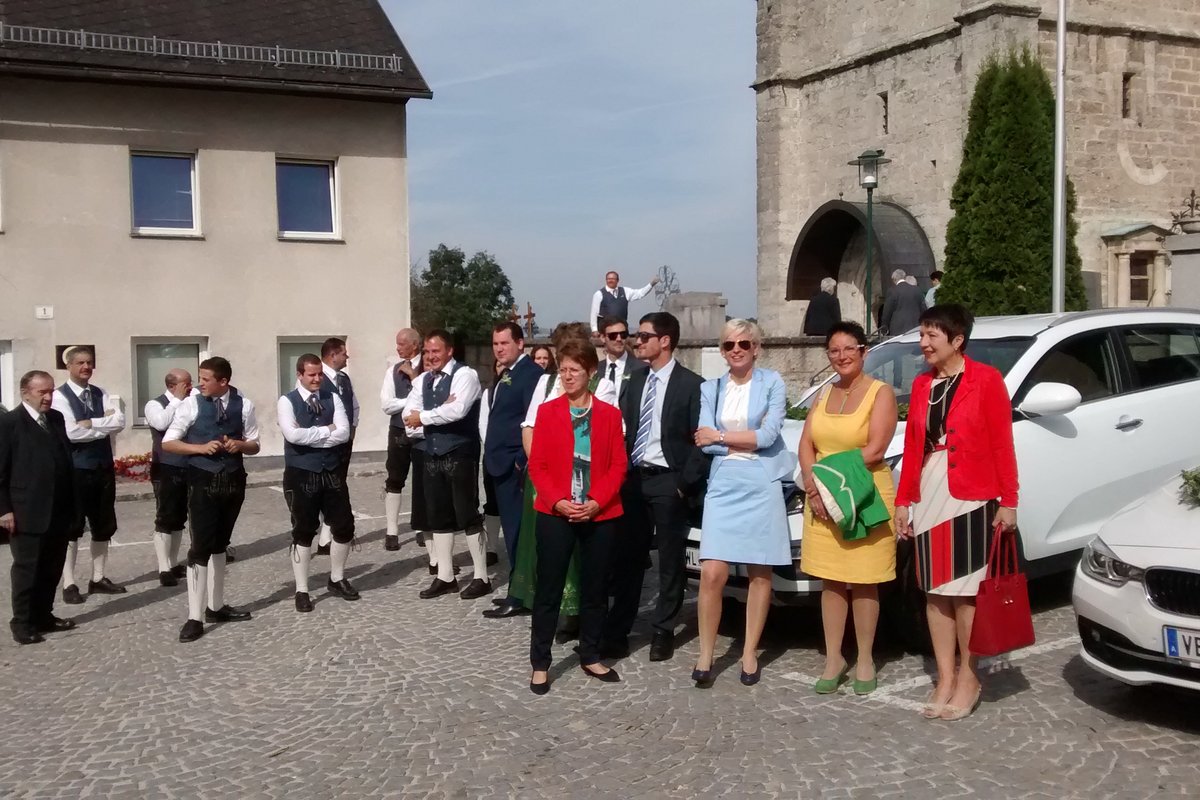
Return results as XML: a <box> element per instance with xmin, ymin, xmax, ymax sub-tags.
<box><xmin>162</xmin><ymin>396</ymin><xmax>199</xmax><ymax>443</ymax></box>
<box><xmin>144</xmin><ymin>396</ymin><xmax>179</xmax><ymax>432</ymax></box>
<box><xmin>329</xmin><ymin>394</ymin><xmax>351</xmax><ymax>447</ymax></box>
<box><xmin>402</xmin><ymin>375</ymin><xmax>427</xmax><ymax>439</ymax></box>
<box><xmin>90</xmin><ymin>390</ymin><xmax>127</xmax><ymax>435</ymax></box>
<box><xmin>277</xmin><ymin>394</ymin><xmax>331</xmax><ymax>446</ymax></box>
<box><xmin>381</xmin><ymin>365</ymin><xmax>406</xmax><ymax>416</ymax></box>
<box><xmin>522</xmin><ymin>374</ymin><xmax>552</xmax><ymax>429</ymax></box>
<box><xmin>626</xmin><ymin>282</ymin><xmax>655</xmax><ymax>302</ymax></box>
<box><xmin>479</xmin><ymin>387</ymin><xmax>492</xmax><ymax>444</ymax></box>
<box><xmin>594</xmin><ymin>377</ymin><xmax>618</xmax><ymax>407</ymax></box>
<box><xmin>51</xmin><ymin>390</ymin><xmax>108</xmax><ymax>443</ymax></box>
<box><xmin>419</xmin><ymin>367</ymin><xmax>482</xmax><ymax>427</ymax></box>
<box><xmin>589</xmin><ymin>290</ymin><xmax>604</xmax><ymax>332</ymax></box>
<box><xmin>241</xmin><ymin>398</ymin><xmax>260</xmax><ymax>442</ymax></box>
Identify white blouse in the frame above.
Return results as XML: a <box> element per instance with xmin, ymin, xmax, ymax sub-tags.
<box><xmin>522</xmin><ymin>373</ymin><xmax>618</xmax><ymax>429</ymax></box>
<box><xmin>719</xmin><ymin>379</ymin><xmax>757</xmax><ymax>461</ymax></box>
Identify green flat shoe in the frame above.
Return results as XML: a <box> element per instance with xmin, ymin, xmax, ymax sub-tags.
<box><xmin>853</xmin><ymin>675</ymin><xmax>878</xmax><ymax>696</ymax></box>
<box><xmin>814</xmin><ymin>663</ymin><xmax>851</xmax><ymax>694</ymax></box>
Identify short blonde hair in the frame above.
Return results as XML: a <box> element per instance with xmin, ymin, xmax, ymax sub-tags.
<box><xmin>720</xmin><ymin>318</ymin><xmax>762</xmax><ymax>346</ymax></box>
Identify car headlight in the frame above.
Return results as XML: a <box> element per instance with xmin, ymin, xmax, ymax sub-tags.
<box><xmin>1080</xmin><ymin>538</ymin><xmax>1145</xmax><ymax>587</ymax></box>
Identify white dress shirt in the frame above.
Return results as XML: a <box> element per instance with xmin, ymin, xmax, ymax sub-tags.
<box><xmin>719</xmin><ymin>379</ymin><xmax>757</xmax><ymax>461</ymax></box>
<box><xmin>322</xmin><ymin>361</ymin><xmax>360</xmax><ymax>427</ymax></box>
<box><xmin>163</xmin><ymin>391</ymin><xmax>260</xmax><ymax>443</ymax></box>
<box><xmin>522</xmin><ymin>373</ymin><xmax>618</xmax><ymax>429</ymax></box>
<box><xmin>380</xmin><ymin>356</ymin><xmax>421</xmax><ymax>418</ymax></box>
<box><xmin>602</xmin><ymin>352</ymin><xmax>634</xmax><ymax>400</ymax></box>
<box><xmin>277</xmin><ymin>383</ymin><xmax>350</xmax><ymax>448</ymax></box>
<box><xmin>589</xmin><ymin>282</ymin><xmax>655</xmax><ymax>332</ymax></box>
<box><xmin>144</xmin><ymin>388</ymin><xmax>200</xmax><ymax>432</ymax></box>
<box><xmin>401</xmin><ymin>358</ymin><xmax>482</xmax><ymax>439</ymax></box>
<box><xmin>636</xmin><ymin>357</ymin><xmax>676</xmax><ymax>468</ymax></box>
<box><xmin>22</xmin><ymin>402</ymin><xmax>44</xmax><ymax>424</ymax></box>
<box><xmin>51</xmin><ymin>380</ymin><xmax>126</xmax><ymax>443</ymax></box>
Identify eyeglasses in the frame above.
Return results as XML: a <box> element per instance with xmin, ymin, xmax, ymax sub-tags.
<box><xmin>605</xmin><ymin>331</ymin><xmax>630</xmax><ymax>341</ymax></box>
<box><xmin>633</xmin><ymin>332</ymin><xmax>662</xmax><ymax>343</ymax></box>
<box><xmin>721</xmin><ymin>340</ymin><xmax>753</xmax><ymax>352</ymax></box>
<box><xmin>826</xmin><ymin>346</ymin><xmax>866</xmax><ymax>358</ymax></box>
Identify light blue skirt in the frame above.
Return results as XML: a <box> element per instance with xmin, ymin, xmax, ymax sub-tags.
<box><xmin>699</xmin><ymin>459</ymin><xmax>791</xmax><ymax>566</ymax></box>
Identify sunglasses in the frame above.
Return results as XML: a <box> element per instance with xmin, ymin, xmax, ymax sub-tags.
<box><xmin>633</xmin><ymin>332</ymin><xmax>662</xmax><ymax>343</ymax></box>
<box><xmin>721</xmin><ymin>340</ymin><xmax>753</xmax><ymax>352</ymax></box>
<box><xmin>605</xmin><ymin>331</ymin><xmax>630</xmax><ymax>341</ymax></box>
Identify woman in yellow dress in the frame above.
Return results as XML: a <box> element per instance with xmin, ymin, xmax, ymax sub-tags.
<box><xmin>797</xmin><ymin>321</ymin><xmax>898</xmax><ymax>695</ymax></box>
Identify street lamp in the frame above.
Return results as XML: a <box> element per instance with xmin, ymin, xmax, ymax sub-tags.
<box><xmin>848</xmin><ymin>148</ymin><xmax>891</xmax><ymax>335</ymax></box>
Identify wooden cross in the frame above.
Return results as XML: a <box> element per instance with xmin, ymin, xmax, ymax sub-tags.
<box><xmin>508</xmin><ymin>303</ymin><xmax>520</xmax><ymax>323</ymax></box>
<box><xmin>523</xmin><ymin>302</ymin><xmax>536</xmax><ymax>338</ymax></box>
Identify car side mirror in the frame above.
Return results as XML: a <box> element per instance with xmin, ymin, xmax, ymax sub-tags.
<box><xmin>1017</xmin><ymin>382</ymin><xmax>1082</xmax><ymax>418</ymax></box>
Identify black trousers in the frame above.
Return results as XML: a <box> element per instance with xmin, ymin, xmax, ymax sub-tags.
<box><xmin>186</xmin><ymin>468</ymin><xmax>246</xmax><ymax>566</ymax></box>
<box><xmin>68</xmin><ymin>466</ymin><xmax>118</xmax><ymax>541</ymax></box>
<box><xmin>604</xmin><ymin>469</ymin><xmax>692</xmax><ymax>644</ymax></box>
<box><xmin>420</xmin><ymin>448</ymin><xmax>483</xmax><ymax>533</ymax></box>
<box><xmin>151</xmin><ymin>462</ymin><xmax>189</xmax><ymax>533</ymax></box>
<box><xmin>9</xmin><ymin>519</ymin><xmax>71</xmax><ymax>634</ymax></box>
<box><xmin>384</xmin><ymin>427</ymin><xmax>412</xmax><ymax>494</ymax></box>
<box><xmin>283</xmin><ymin>467</ymin><xmax>355</xmax><ymax>547</ymax></box>
<box><xmin>530</xmin><ymin>513</ymin><xmax>615</xmax><ymax>671</ymax></box>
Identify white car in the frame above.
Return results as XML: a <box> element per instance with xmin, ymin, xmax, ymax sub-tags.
<box><xmin>685</xmin><ymin>309</ymin><xmax>1200</xmax><ymax>646</ymax></box>
<box><xmin>1073</xmin><ymin>473</ymin><xmax>1200</xmax><ymax>692</ymax></box>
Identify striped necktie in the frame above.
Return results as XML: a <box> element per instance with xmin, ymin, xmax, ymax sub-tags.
<box><xmin>37</xmin><ymin>413</ymin><xmax>49</xmax><ymax>432</ymax></box>
<box><xmin>307</xmin><ymin>394</ymin><xmax>322</xmax><ymax>415</ymax></box>
<box><xmin>80</xmin><ymin>387</ymin><xmax>93</xmax><ymax>413</ymax></box>
<box><xmin>630</xmin><ymin>373</ymin><xmax>657</xmax><ymax>465</ymax></box>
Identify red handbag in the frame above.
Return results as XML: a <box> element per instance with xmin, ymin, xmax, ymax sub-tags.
<box><xmin>969</xmin><ymin>522</ymin><xmax>1035</xmax><ymax>657</ymax></box>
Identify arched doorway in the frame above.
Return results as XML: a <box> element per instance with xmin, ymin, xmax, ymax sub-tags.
<box><xmin>786</xmin><ymin>200</ymin><xmax>936</xmax><ymax>330</ymax></box>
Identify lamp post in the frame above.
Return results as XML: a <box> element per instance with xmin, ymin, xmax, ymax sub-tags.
<box><xmin>848</xmin><ymin>149</ymin><xmax>891</xmax><ymax>335</ymax></box>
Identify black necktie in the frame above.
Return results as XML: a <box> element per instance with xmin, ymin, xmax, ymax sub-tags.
<box><xmin>214</xmin><ymin>397</ymin><xmax>226</xmax><ymax>422</ymax></box>
<box><xmin>307</xmin><ymin>395</ymin><xmax>322</xmax><ymax>415</ymax></box>
<box><xmin>608</xmin><ymin>362</ymin><xmax>617</xmax><ymax>384</ymax></box>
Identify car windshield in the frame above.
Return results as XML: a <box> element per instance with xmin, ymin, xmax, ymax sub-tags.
<box><xmin>796</xmin><ymin>336</ymin><xmax>1035</xmax><ymax>409</ymax></box>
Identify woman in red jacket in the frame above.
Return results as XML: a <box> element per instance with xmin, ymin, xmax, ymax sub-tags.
<box><xmin>526</xmin><ymin>339</ymin><xmax>627</xmax><ymax>695</ymax></box>
<box><xmin>895</xmin><ymin>305</ymin><xmax>1018</xmax><ymax>722</ymax></box>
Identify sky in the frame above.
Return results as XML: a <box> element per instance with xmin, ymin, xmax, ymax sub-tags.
<box><xmin>381</xmin><ymin>1</ymin><xmax>758</xmax><ymax>328</ymax></box>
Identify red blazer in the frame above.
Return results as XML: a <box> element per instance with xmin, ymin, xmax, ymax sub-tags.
<box><xmin>528</xmin><ymin>394</ymin><xmax>627</xmax><ymax>521</ymax></box>
<box><xmin>895</xmin><ymin>355</ymin><xmax>1019</xmax><ymax>508</ymax></box>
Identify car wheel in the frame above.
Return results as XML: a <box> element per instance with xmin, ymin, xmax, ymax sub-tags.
<box><xmin>882</xmin><ymin>538</ymin><xmax>932</xmax><ymax>655</ymax></box>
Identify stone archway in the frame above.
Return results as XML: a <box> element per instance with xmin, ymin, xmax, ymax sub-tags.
<box><xmin>787</xmin><ymin>200</ymin><xmax>936</xmax><ymax>330</ymax></box>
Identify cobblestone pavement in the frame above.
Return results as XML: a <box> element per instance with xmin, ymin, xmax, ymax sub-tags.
<box><xmin>1</xmin><ymin>476</ymin><xmax>1198</xmax><ymax>799</ymax></box>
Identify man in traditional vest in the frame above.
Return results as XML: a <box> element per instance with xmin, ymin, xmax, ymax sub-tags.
<box><xmin>589</xmin><ymin>270</ymin><xmax>660</xmax><ymax>335</ymax></box>
<box><xmin>311</xmin><ymin>337</ymin><xmax>359</xmax><ymax>556</ymax></box>
<box><xmin>162</xmin><ymin>356</ymin><xmax>258</xmax><ymax>643</ymax></box>
<box><xmin>402</xmin><ymin>329</ymin><xmax>489</xmax><ymax>599</ymax></box>
<box><xmin>380</xmin><ymin>328</ymin><xmax>425</xmax><ymax>554</ymax></box>
<box><xmin>50</xmin><ymin>345</ymin><xmax>127</xmax><ymax>604</ymax></box>
<box><xmin>144</xmin><ymin>368</ymin><xmax>195</xmax><ymax>586</ymax></box>
<box><xmin>279</xmin><ymin>354</ymin><xmax>358</xmax><ymax>612</ymax></box>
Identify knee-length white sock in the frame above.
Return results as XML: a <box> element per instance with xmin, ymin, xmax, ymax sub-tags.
<box><xmin>153</xmin><ymin>532</ymin><xmax>172</xmax><ymax>573</ymax></box>
<box><xmin>207</xmin><ymin>552</ymin><xmax>226</xmax><ymax>611</ymax></box>
<box><xmin>63</xmin><ymin>541</ymin><xmax>79</xmax><ymax>589</ymax></box>
<box><xmin>465</xmin><ymin>531</ymin><xmax>488</xmax><ymax>581</ymax></box>
<box><xmin>187</xmin><ymin>563</ymin><xmax>207</xmax><ymax>621</ymax></box>
<box><xmin>385</xmin><ymin>493</ymin><xmax>403</xmax><ymax>539</ymax></box>
<box><xmin>292</xmin><ymin>545</ymin><xmax>311</xmax><ymax>593</ymax></box>
<box><xmin>90</xmin><ymin>540</ymin><xmax>109</xmax><ymax>581</ymax></box>
<box><xmin>169</xmin><ymin>531</ymin><xmax>183</xmax><ymax>567</ymax></box>
<box><xmin>330</xmin><ymin>541</ymin><xmax>350</xmax><ymax>582</ymax></box>
<box><xmin>424</xmin><ymin>532</ymin><xmax>437</xmax><ymax>567</ymax></box>
<box><xmin>432</xmin><ymin>533</ymin><xmax>455</xmax><ymax>583</ymax></box>
<box><xmin>317</xmin><ymin>522</ymin><xmax>333</xmax><ymax>547</ymax></box>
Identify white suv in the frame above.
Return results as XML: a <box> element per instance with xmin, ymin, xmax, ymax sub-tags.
<box><xmin>684</xmin><ymin>309</ymin><xmax>1200</xmax><ymax>646</ymax></box>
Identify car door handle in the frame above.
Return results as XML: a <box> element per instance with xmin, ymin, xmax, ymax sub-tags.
<box><xmin>1115</xmin><ymin>417</ymin><xmax>1143</xmax><ymax>431</ymax></box>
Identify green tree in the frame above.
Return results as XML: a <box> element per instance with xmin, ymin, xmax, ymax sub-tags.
<box><xmin>939</xmin><ymin>49</ymin><xmax>1087</xmax><ymax>314</ymax></box>
<box><xmin>410</xmin><ymin>244</ymin><xmax>516</xmax><ymax>341</ymax></box>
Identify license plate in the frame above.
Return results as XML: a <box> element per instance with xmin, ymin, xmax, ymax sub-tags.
<box><xmin>1163</xmin><ymin>626</ymin><xmax>1200</xmax><ymax>666</ymax></box>
<box><xmin>684</xmin><ymin>548</ymin><xmax>701</xmax><ymax>570</ymax></box>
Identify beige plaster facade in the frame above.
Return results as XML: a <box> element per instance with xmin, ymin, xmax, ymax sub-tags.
<box><xmin>757</xmin><ymin>0</ymin><xmax>1200</xmax><ymax>336</ymax></box>
<box><xmin>0</xmin><ymin>76</ymin><xmax>413</xmax><ymax>456</ymax></box>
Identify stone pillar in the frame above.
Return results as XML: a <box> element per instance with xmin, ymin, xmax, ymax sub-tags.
<box><xmin>1115</xmin><ymin>253</ymin><xmax>1132</xmax><ymax>307</ymax></box>
<box><xmin>1165</xmin><ymin>234</ymin><xmax>1200</xmax><ymax>309</ymax></box>
<box><xmin>1153</xmin><ymin>253</ymin><xmax>1170</xmax><ymax>307</ymax></box>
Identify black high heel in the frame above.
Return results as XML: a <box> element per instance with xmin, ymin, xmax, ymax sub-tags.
<box><xmin>581</xmin><ymin>664</ymin><xmax>621</xmax><ymax>683</ymax></box>
<box><xmin>691</xmin><ymin>667</ymin><xmax>714</xmax><ymax>686</ymax></box>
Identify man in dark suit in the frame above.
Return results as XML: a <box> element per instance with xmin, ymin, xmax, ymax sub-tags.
<box><xmin>880</xmin><ymin>269</ymin><xmax>927</xmax><ymax>335</ymax></box>
<box><xmin>0</xmin><ymin>370</ymin><xmax>78</xmax><ymax>645</ymax></box>
<box><xmin>603</xmin><ymin>311</ymin><xmax>707</xmax><ymax>662</ymax></box>
<box><xmin>481</xmin><ymin>321</ymin><xmax>544</xmax><ymax>616</ymax></box>
<box><xmin>598</xmin><ymin>316</ymin><xmax>644</xmax><ymax>407</ymax></box>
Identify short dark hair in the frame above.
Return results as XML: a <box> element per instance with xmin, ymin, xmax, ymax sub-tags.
<box><xmin>825</xmin><ymin>321</ymin><xmax>869</xmax><ymax>349</ymax></box>
<box><xmin>199</xmin><ymin>356</ymin><xmax>232</xmax><ymax>382</ymax></box>
<box><xmin>930</xmin><ymin>270</ymin><xmax>944</xmax><ymax>282</ymax></box>
<box><xmin>600</xmin><ymin>316</ymin><xmax>628</xmax><ymax>334</ymax></box>
<box><xmin>492</xmin><ymin>321</ymin><xmax>524</xmax><ymax>342</ymax></box>
<box><xmin>919</xmin><ymin>304</ymin><xmax>974</xmax><ymax>352</ymax></box>
<box><xmin>556</xmin><ymin>339</ymin><xmax>599</xmax><ymax>374</ymax></box>
<box><xmin>296</xmin><ymin>353</ymin><xmax>323</xmax><ymax>373</ymax></box>
<box><xmin>425</xmin><ymin>328</ymin><xmax>454</xmax><ymax>350</ymax></box>
<box><xmin>639</xmin><ymin>312</ymin><xmax>681</xmax><ymax>351</ymax></box>
<box><xmin>321</xmin><ymin>337</ymin><xmax>346</xmax><ymax>359</ymax></box>
<box><xmin>19</xmin><ymin>370</ymin><xmax>53</xmax><ymax>391</ymax></box>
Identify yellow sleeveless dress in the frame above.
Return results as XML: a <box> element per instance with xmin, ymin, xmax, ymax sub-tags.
<box><xmin>799</xmin><ymin>380</ymin><xmax>897</xmax><ymax>584</ymax></box>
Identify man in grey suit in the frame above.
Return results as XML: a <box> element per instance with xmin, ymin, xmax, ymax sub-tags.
<box><xmin>880</xmin><ymin>269</ymin><xmax>927</xmax><ymax>335</ymax></box>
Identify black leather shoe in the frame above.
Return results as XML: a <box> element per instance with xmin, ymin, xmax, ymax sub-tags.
<box><xmin>740</xmin><ymin>664</ymin><xmax>763</xmax><ymax>686</ymax></box>
<box><xmin>459</xmin><ymin>578</ymin><xmax>493</xmax><ymax>599</ymax></box>
<box><xmin>692</xmin><ymin>667</ymin><xmax>714</xmax><ymax>686</ymax></box>
<box><xmin>482</xmin><ymin>602</ymin><xmax>529</xmax><ymax>619</ymax></box>
<box><xmin>295</xmin><ymin>592</ymin><xmax>313</xmax><ymax>613</ymax></box>
<box><xmin>491</xmin><ymin>597</ymin><xmax>509</xmax><ymax>606</ymax></box>
<box><xmin>171</xmin><ymin>564</ymin><xmax>188</xmax><ymax>578</ymax></box>
<box><xmin>224</xmin><ymin>547</ymin><xmax>237</xmax><ymax>562</ymax></box>
<box><xmin>419</xmin><ymin>578</ymin><xmax>459</xmax><ymax>599</ymax></box>
<box><xmin>159</xmin><ymin>571</ymin><xmax>179</xmax><ymax>587</ymax></box>
<box><xmin>315</xmin><ymin>543</ymin><xmax>331</xmax><ymax>556</ymax></box>
<box><xmin>327</xmin><ymin>578</ymin><xmax>361</xmax><ymax>601</ymax></box>
<box><xmin>88</xmin><ymin>577</ymin><xmax>126</xmax><ymax>595</ymax></box>
<box><xmin>486</xmin><ymin>552</ymin><xmax>500</xmax><ymax>567</ymax></box>
<box><xmin>178</xmin><ymin>619</ymin><xmax>204</xmax><ymax>643</ymax></box>
<box><xmin>428</xmin><ymin>564</ymin><xmax>461</xmax><ymax>576</ymax></box>
<box><xmin>581</xmin><ymin>664</ymin><xmax>621</xmax><ymax>683</ymax></box>
<box><xmin>599</xmin><ymin>640</ymin><xmax>630</xmax><ymax>660</ymax></box>
<box><xmin>649</xmin><ymin>632</ymin><xmax>675</xmax><ymax>662</ymax></box>
<box><xmin>62</xmin><ymin>585</ymin><xmax>85</xmax><ymax>605</ymax></box>
<box><xmin>36</xmin><ymin>617</ymin><xmax>76</xmax><ymax>633</ymax></box>
<box><xmin>384</xmin><ymin>534</ymin><xmax>400</xmax><ymax>552</ymax></box>
<box><xmin>529</xmin><ymin>678</ymin><xmax>550</xmax><ymax>696</ymax></box>
<box><xmin>205</xmin><ymin>605</ymin><xmax>252</xmax><ymax>622</ymax></box>
<box><xmin>13</xmin><ymin>629</ymin><xmax>44</xmax><ymax>645</ymax></box>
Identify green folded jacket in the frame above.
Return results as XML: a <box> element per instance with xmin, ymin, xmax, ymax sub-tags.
<box><xmin>811</xmin><ymin>449</ymin><xmax>891</xmax><ymax>541</ymax></box>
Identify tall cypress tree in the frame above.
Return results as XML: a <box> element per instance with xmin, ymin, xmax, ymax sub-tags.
<box><xmin>939</xmin><ymin>49</ymin><xmax>1087</xmax><ymax>314</ymax></box>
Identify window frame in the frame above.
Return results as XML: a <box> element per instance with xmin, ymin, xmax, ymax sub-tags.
<box><xmin>275</xmin><ymin>157</ymin><xmax>341</xmax><ymax>241</ymax></box>
<box><xmin>277</xmin><ymin>336</ymin><xmax>337</xmax><ymax>396</ymax></box>
<box><xmin>1113</xmin><ymin>324</ymin><xmax>1200</xmax><ymax>394</ymax></box>
<box><xmin>1013</xmin><ymin>328</ymin><xmax>1127</xmax><ymax>408</ymax></box>
<box><xmin>129</xmin><ymin>150</ymin><xmax>202</xmax><ymax>238</ymax></box>
<box><xmin>130</xmin><ymin>337</ymin><xmax>208</xmax><ymax>426</ymax></box>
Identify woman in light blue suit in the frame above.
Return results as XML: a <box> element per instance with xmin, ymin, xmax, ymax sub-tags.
<box><xmin>691</xmin><ymin>319</ymin><xmax>796</xmax><ymax>687</ymax></box>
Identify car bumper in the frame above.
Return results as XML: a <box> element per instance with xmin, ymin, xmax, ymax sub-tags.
<box><xmin>685</xmin><ymin>519</ymin><xmax>823</xmax><ymax>605</ymax></box>
<box><xmin>1072</xmin><ymin>564</ymin><xmax>1200</xmax><ymax>692</ymax></box>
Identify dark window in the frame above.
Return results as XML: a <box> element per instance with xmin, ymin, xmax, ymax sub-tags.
<box><xmin>276</xmin><ymin>160</ymin><xmax>335</xmax><ymax>235</ymax></box>
<box><xmin>1122</xmin><ymin>72</ymin><xmax>1134</xmax><ymax>119</ymax></box>
<box><xmin>879</xmin><ymin>91</ymin><xmax>889</xmax><ymax>136</ymax></box>
<box><xmin>1121</xmin><ymin>326</ymin><xmax>1200</xmax><ymax>389</ymax></box>
<box><xmin>131</xmin><ymin>153</ymin><xmax>195</xmax><ymax>231</ymax></box>
<box><xmin>1016</xmin><ymin>331</ymin><xmax>1120</xmax><ymax>405</ymax></box>
<box><xmin>1129</xmin><ymin>254</ymin><xmax>1151</xmax><ymax>303</ymax></box>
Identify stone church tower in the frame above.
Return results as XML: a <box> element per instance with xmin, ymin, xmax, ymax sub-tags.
<box><xmin>756</xmin><ymin>0</ymin><xmax>1200</xmax><ymax>335</ymax></box>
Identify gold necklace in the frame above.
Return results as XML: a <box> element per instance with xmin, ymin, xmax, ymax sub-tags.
<box><xmin>836</xmin><ymin>374</ymin><xmax>864</xmax><ymax>414</ymax></box>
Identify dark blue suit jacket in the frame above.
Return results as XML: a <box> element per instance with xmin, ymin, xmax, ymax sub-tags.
<box><xmin>483</xmin><ymin>355</ymin><xmax>544</xmax><ymax>477</ymax></box>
